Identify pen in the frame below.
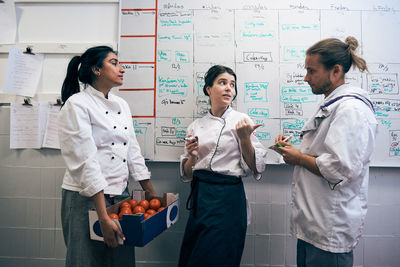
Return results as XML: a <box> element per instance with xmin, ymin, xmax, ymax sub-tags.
<box><xmin>184</xmin><ymin>136</ymin><xmax>198</xmax><ymax>142</ymax></box>
<box><xmin>275</xmin><ymin>134</ymin><xmax>293</xmax><ymax>148</ymax></box>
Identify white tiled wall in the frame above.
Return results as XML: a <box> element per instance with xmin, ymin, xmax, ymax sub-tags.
<box><xmin>0</xmin><ymin>107</ymin><xmax>399</xmax><ymax>266</ymax></box>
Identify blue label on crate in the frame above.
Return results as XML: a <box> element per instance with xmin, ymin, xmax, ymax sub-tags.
<box><xmin>93</xmin><ymin>221</ymin><xmax>103</xmax><ymax>237</ymax></box>
<box><xmin>166</xmin><ymin>202</ymin><xmax>179</xmax><ymax>228</ymax></box>
<box><xmin>169</xmin><ymin>205</ymin><xmax>178</xmax><ymax>221</ymax></box>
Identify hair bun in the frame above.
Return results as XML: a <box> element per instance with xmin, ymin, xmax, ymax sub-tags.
<box><xmin>345</xmin><ymin>36</ymin><xmax>358</xmax><ymax>51</ymax></box>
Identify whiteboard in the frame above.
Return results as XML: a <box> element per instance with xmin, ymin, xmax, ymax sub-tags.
<box><xmin>115</xmin><ymin>0</ymin><xmax>400</xmax><ymax>166</ymax></box>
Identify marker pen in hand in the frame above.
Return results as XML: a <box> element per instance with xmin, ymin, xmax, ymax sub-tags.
<box><xmin>276</xmin><ymin>134</ymin><xmax>293</xmax><ymax>147</ymax></box>
<box><xmin>184</xmin><ymin>136</ymin><xmax>198</xmax><ymax>142</ymax></box>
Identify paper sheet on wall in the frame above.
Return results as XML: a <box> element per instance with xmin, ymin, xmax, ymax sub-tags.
<box><xmin>0</xmin><ymin>0</ymin><xmax>17</xmax><ymax>44</ymax></box>
<box><xmin>10</xmin><ymin>103</ymin><xmax>47</xmax><ymax>149</ymax></box>
<box><xmin>10</xmin><ymin>102</ymin><xmax>61</xmax><ymax>149</ymax></box>
<box><xmin>42</xmin><ymin>104</ymin><xmax>61</xmax><ymax>149</ymax></box>
<box><xmin>3</xmin><ymin>48</ymin><xmax>44</xmax><ymax>97</ymax></box>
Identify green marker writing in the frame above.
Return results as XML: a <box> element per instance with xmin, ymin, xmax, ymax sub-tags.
<box><xmin>275</xmin><ymin>134</ymin><xmax>293</xmax><ymax>147</ymax></box>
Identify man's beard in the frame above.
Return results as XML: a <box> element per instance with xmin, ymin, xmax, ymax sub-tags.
<box><xmin>311</xmin><ymin>74</ymin><xmax>332</xmax><ymax>95</ymax></box>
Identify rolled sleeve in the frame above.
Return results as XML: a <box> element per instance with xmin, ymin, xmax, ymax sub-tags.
<box><xmin>239</xmin><ymin>155</ymin><xmax>255</xmax><ymax>179</ymax></box>
<box><xmin>58</xmin><ymin>101</ymin><xmax>107</xmax><ymax>197</ymax></box>
<box><xmin>315</xmin><ymin>104</ymin><xmax>369</xmax><ymax>187</ymax></box>
<box><xmin>254</xmin><ymin>143</ymin><xmax>268</xmax><ymax>176</ymax></box>
<box><xmin>240</xmin><ymin>133</ymin><xmax>268</xmax><ymax>180</ymax></box>
<box><xmin>79</xmin><ymin>171</ymin><xmax>109</xmax><ymax>197</ymax></box>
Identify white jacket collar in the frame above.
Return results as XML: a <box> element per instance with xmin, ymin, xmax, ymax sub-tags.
<box><xmin>206</xmin><ymin>106</ymin><xmax>232</xmax><ymax>120</ymax></box>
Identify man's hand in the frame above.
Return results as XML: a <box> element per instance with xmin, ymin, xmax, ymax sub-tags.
<box><xmin>274</xmin><ymin>135</ymin><xmax>321</xmax><ymax>176</ymax></box>
<box><xmin>275</xmin><ymin>134</ymin><xmax>301</xmax><ymax>165</ymax></box>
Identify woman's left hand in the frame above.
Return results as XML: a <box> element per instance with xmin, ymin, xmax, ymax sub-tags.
<box><xmin>236</xmin><ymin>118</ymin><xmax>262</xmax><ymax>140</ymax></box>
<box><xmin>99</xmin><ymin>217</ymin><xmax>124</xmax><ymax>248</ymax></box>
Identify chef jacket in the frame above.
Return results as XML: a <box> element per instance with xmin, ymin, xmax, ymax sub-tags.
<box><xmin>180</xmin><ymin>107</ymin><xmax>268</xmax><ymax>180</ymax></box>
<box><xmin>291</xmin><ymin>84</ymin><xmax>378</xmax><ymax>253</ymax></box>
<box><xmin>58</xmin><ymin>85</ymin><xmax>150</xmax><ymax>197</ymax></box>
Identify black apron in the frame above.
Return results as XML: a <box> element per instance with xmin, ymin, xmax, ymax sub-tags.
<box><xmin>178</xmin><ymin>170</ymin><xmax>247</xmax><ymax>267</ymax></box>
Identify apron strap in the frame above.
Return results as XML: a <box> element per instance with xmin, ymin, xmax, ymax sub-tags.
<box><xmin>185</xmin><ymin>176</ymin><xmax>199</xmax><ymax>217</ymax></box>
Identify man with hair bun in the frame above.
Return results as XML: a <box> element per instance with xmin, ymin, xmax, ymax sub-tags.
<box><xmin>274</xmin><ymin>37</ymin><xmax>378</xmax><ymax>266</ymax></box>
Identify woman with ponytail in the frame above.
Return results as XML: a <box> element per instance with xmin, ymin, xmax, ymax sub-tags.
<box><xmin>274</xmin><ymin>37</ymin><xmax>377</xmax><ymax>267</ymax></box>
<box><xmin>58</xmin><ymin>46</ymin><xmax>156</xmax><ymax>266</ymax></box>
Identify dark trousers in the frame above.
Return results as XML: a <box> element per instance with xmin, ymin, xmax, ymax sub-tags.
<box><xmin>297</xmin><ymin>239</ymin><xmax>354</xmax><ymax>267</ymax></box>
<box><xmin>179</xmin><ymin>170</ymin><xmax>247</xmax><ymax>267</ymax></box>
<box><xmin>61</xmin><ymin>189</ymin><xmax>135</xmax><ymax>267</ymax></box>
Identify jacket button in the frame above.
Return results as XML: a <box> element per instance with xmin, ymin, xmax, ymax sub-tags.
<box><xmin>123</xmin><ymin>159</ymin><xmax>126</xmax><ymax>162</ymax></box>
<box><xmin>118</xmin><ymin>111</ymin><xmax>121</xmax><ymax>114</ymax></box>
<box><xmin>112</xmin><ymin>142</ymin><xmax>114</xmax><ymax>145</ymax></box>
<box><xmin>106</xmin><ymin>111</ymin><xmax>108</xmax><ymax>114</ymax></box>
<box><xmin>124</xmin><ymin>127</ymin><xmax>127</xmax><ymax>130</ymax></box>
<box><xmin>111</xmin><ymin>156</ymin><xmax>115</xmax><ymax>160</ymax></box>
<box><xmin>124</xmin><ymin>142</ymin><xmax>127</xmax><ymax>145</ymax></box>
<box><xmin>114</xmin><ymin>126</ymin><xmax>117</xmax><ymax>129</ymax></box>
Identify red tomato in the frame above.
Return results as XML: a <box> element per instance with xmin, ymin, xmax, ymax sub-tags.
<box><xmin>119</xmin><ymin>207</ymin><xmax>131</xmax><ymax>213</ymax></box>
<box><xmin>119</xmin><ymin>208</ymin><xmax>132</xmax><ymax>219</ymax></box>
<box><xmin>133</xmin><ymin>205</ymin><xmax>146</xmax><ymax>214</ymax></box>
<box><xmin>138</xmin><ymin>200</ymin><xmax>149</xmax><ymax>210</ymax></box>
<box><xmin>157</xmin><ymin>207</ymin><xmax>165</xmax><ymax>212</ymax></box>
<box><xmin>128</xmin><ymin>199</ymin><xmax>138</xmax><ymax>209</ymax></box>
<box><xmin>144</xmin><ymin>213</ymin><xmax>151</xmax><ymax>220</ymax></box>
<box><xmin>146</xmin><ymin>209</ymin><xmax>156</xmax><ymax>216</ymax></box>
<box><xmin>108</xmin><ymin>213</ymin><xmax>119</xmax><ymax>220</ymax></box>
<box><xmin>120</xmin><ymin>201</ymin><xmax>131</xmax><ymax>210</ymax></box>
<box><xmin>149</xmin><ymin>198</ymin><xmax>161</xmax><ymax>210</ymax></box>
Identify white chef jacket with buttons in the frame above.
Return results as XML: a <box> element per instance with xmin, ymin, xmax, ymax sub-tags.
<box><xmin>58</xmin><ymin>85</ymin><xmax>150</xmax><ymax>197</ymax></box>
<box><xmin>291</xmin><ymin>84</ymin><xmax>378</xmax><ymax>253</ymax></box>
<box><xmin>180</xmin><ymin>107</ymin><xmax>268</xmax><ymax>180</ymax></box>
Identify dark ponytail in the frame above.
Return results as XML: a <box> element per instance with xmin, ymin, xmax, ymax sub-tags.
<box><xmin>61</xmin><ymin>46</ymin><xmax>115</xmax><ymax>104</ymax></box>
<box><xmin>61</xmin><ymin>56</ymin><xmax>81</xmax><ymax>104</ymax></box>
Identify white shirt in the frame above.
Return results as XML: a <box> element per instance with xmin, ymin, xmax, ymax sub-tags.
<box><xmin>58</xmin><ymin>85</ymin><xmax>150</xmax><ymax>197</ymax></box>
<box><xmin>180</xmin><ymin>107</ymin><xmax>267</xmax><ymax>180</ymax></box>
<box><xmin>291</xmin><ymin>84</ymin><xmax>378</xmax><ymax>253</ymax></box>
